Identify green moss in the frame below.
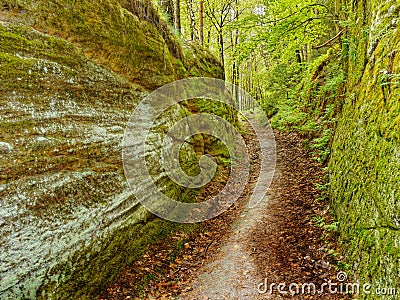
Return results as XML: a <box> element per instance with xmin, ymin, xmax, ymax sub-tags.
<box><xmin>37</xmin><ymin>214</ymin><xmax>199</xmax><ymax>299</ymax></box>
<box><xmin>327</xmin><ymin>1</ymin><xmax>400</xmax><ymax>297</ymax></box>
<box><xmin>182</xmin><ymin>42</ymin><xmax>224</xmax><ymax>79</ymax></box>
<box><xmin>1</xmin><ymin>0</ymin><xmax>223</xmax><ymax>89</ymax></box>
<box><xmin>0</xmin><ymin>1</ymin><xmax>228</xmax><ymax>298</ymax></box>
<box><xmin>1</xmin><ymin>0</ymin><xmax>182</xmax><ymax>89</ymax></box>
<box><xmin>267</xmin><ymin>1</ymin><xmax>400</xmax><ymax>295</ymax></box>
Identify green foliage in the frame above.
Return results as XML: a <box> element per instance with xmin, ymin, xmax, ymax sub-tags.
<box><xmin>310</xmin><ymin>128</ymin><xmax>333</xmax><ymax>163</ymax></box>
<box><xmin>298</xmin><ymin>120</ymin><xmax>320</xmax><ymax>133</ymax></box>
<box><xmin>313</xmin><ymin>215</ymin><xmax>326</xmax><ymax>227</ymax></box>
<box><xmin>313</xmin><ymin>178</ymin><xmax>330</xmax><ymax>203</ymax></box>
<box><xmin>324</xmin><ymin>221</ymin><xmax>338</xmax><ymax>232</ymax></box>
<box><xmin>337</xmin><ymin>261</ymin><xmax>350</xmax><ymax>271</ymax></box>
<box><xmin>170</xmin><ymin>238</ymin><xmax>188</xmax><ymax>261</ymax></box>
<box><xmin>219</xmin><ymin>157</ymin><xmax>233</xmax><ymax>167</ymax></box>
<box><xmin>326</xmin><ymin>249</ymin><xmax>338</xmax><ymax>258</ymax></box>
<box><xmin>314</xmin><ymin>182</ymin><xmax>329</xmax><ymax>192</ymax></box>
<box><xmin>270</xmin><ymin>105</ymin><xmax>307</xmax><ymax>132</ymax></box>
<box><xmin>313</xmin><ymin>214</ymin><xmax>338</xmax><ymax>232</ymax></box>
<box><xmin>234</xmin><ymin>0</ymin><xmax>331</xmax><ymax>62</ymax></box>
<box><xmin>260</xmin><ymin>63</ymin><xmax>303</xmax><ymax>117</ymax></box>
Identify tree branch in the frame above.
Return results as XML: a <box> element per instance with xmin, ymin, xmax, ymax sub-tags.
<box><xmin>312</xmin><ymin>29</ymin><xmax>345</xmax><ymax>49</ymax></box>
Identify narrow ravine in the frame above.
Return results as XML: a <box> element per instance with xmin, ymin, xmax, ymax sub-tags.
<box><xmin>101</xmin><ymin>118</ymin><xmax>347</xmax><ymax>300</ymax></box>
<box><xmin>182</xmin><ymin>118</ymin><xmax>275</xmax><ymax>299</ymax></box>
<box><xmin>181</xmin><ymin>126</ymin><xmax>349</xmax><ymax>300</ymax></box>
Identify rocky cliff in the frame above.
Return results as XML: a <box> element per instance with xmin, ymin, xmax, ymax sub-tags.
<box><xmin>329</xmin><ymin>0</ymin><xmax>400</xmax><ymax>296</ymax></box>
<box><xmin>268</xmin><ymin>0</ymin><xmax>399</xmax><ymax>296</ymax></box>
<box><xmin>281</xmin><ymin>1</ymin><xmax>400</xmax><ymax>297</ymax></box>
<box><xmin>0</xmin><ymin>0</ymin><xmax>226</xmax><ymax>299</ymax></box>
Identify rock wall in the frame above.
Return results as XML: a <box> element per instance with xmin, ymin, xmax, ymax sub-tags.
<box><xmin>270</xmin><ymin>0</ymin><xmax>400</xmax><ymax>295</ymax></box>
<box><xmin>329</xmin><ymin>0</ymin><xmax>400</xmax><ymax>296</ymax></box>
<box><xmin>0</xmin><ymin>1</ymin><xmax>226</xmax><ymax>299</ymax></box>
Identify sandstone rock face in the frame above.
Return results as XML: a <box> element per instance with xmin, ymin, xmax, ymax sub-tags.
<box><xmin>0</xmin><ymin>1</ymin><xmax>225</xmax><ymax>298</ymax></box>
<box><xmin>329</xmin><ymin>1</ymin><xmax>400</xmax><ymax>296</ymax></box>
<box><xmin>267</xmin><ymin>0</ymin><xmax>399</xmax><ymax>296</ymax></box>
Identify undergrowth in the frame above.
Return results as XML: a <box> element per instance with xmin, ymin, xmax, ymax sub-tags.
<box><xmin>263</xmin><ymin>48</ymin><xmax>349</xmax><ymax>272</ymax></box>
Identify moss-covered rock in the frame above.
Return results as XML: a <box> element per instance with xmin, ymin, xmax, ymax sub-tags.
<box><xmin>269</xmin><ymin>1</ymin><xmax>399</xmax><ymax>296</ymax></box>
<box><xmin>329</xmin><ymin>1</ymin><xmax>400</xmax><ymax>297</ymax></box>
<box><xmin>0</xmin><ymin>0</ymin><xmax>228</xmax><ymax>298</ymax></box>
<box><xmin>182</xmin><ymin>41</ymin><xmax>224</xmax><ymax>79</ymax></box>
<box><xmin>1</xmin><ymin>0</ymin><xmax>185</xmax><ymax>90</ymax></box>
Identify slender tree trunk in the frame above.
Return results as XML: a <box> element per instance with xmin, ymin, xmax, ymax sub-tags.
<box><xmin>160</xmin><ymin>0</ymin><xmax>174</xmax><ymax>25</ymax></box>
<box><xmin>230</xmin><ymin>30</ymin><xmax>235</xmax><ymax>83</ymax></box>
<box><xmin>199</xmin><ymin>0</ymin><xmax>204</xmax><ymax>45</ymax></box>
<box><xmin>174</xmin><ymin>0</ymin><xmax>181</xmax><ymax>34</ymax></box>
<box><xmin>229</xmin><ymin>4</ymin><xmax>239</xmax><ymax>85</ymax></box>
<box><xmin>247</xmin><ymin>54</ymin><xmax>253</xmax><ymax>107</ymax></box>
<box><xmin>296</xmin><ymin>50</ymin><xmax>302</xmax><ymax>63</ymax></box>
<box><xmin>232</xmin><ymin>1</ymin><xmax>239</xmax><ymax>94</ymax></box>
<box><xmin>218</xmin><ymin>31</ymin><xmax>225</xmax><ymax>71</ymax></box>
<box><xmin>187</xmin><ymin>0</ymin><xmax>197</xmax><ymax>40</ymax></box>
<box><xmin>230</xmin><ymin>28</ymin><xmax>239</xmax><ymax>107</ymax></box>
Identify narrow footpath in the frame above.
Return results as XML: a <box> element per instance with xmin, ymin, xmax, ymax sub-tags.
<box><xmin>100</xmin><ymin>119</ymin><xmax>349</xmax><ymax>300</ymax></box>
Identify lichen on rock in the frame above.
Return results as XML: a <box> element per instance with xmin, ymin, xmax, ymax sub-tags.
<box><xmin>0</xmin><ymin>0</ymin><xmax>230</xmax><ymax>298</ymax></box>
<box><xmin>329</xmin><ymin>1</ymin><xmax>400</xmax><ymax>296</ymax></box>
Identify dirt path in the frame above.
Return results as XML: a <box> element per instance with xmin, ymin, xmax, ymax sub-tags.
<box><xmin>183</xmin><ymin>187</ymin><xmax>273</xmax><ymax>299</ymax></box>
<box><xmin>100</xmin><ymin>120</ymin><xmax>348</xmax><ymax>300</ymax></box>
<box><xmin>181</xmin><ymin>118</ymin><xmax>275</xmax><ymax>300</ymax></box>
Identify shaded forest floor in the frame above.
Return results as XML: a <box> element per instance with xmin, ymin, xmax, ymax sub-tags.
<box><xmin>99</xmin><ymin>124</ymin><xmax>350</xmax><ymax>299</ymax></box>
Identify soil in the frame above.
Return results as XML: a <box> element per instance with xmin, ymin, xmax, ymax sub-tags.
<box><xmin>99</xmin><ymin>120</ymin><xmax>350</xmax><ymax>300</ymax></box>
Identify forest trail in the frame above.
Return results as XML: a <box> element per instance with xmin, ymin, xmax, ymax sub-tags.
<box><xmin>182</xmin><ymin>180</ymin><xmax>273</xmax><ymax>299</ymax></box>
<box><xmin>101</xmin><ymin>119</ymin><xmax>347</xmax><ymax>300</ymax></box>
<box><xmin>182</xmin><ymin>118</ymin><xmax>275</xmax><ymax>299</ymax></box>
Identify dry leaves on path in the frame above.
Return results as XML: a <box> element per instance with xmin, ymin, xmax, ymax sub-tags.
<box><xmin>99</xmin><ymin>127</ymin><xmax>348</xmax><ymax>300</ymax></box>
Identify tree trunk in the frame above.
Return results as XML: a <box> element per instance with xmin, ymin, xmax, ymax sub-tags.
<box><xmin>296</xmin><ymin>50</ymin><xmax>302</xmax><ymax>63</ymax></box>
<box><xmin>218</xmin><ymin>31</ymin><xmax>225</xmax><ymax>71</ymax></box>
<box><xmin>174</xmin><ymin>0</ymin><xmax>181</xmax><ymax>34</ymax></box>
<box><xmin>187</xmin><ymin>0</ymin><xmax>197</xmax><ymax>40</ymax></box>
<box><xmin>199</xmin><ymin>0</ymin><xmax>204</xmax><ymax>45</ymax></box>
<box><xmin>160</xmin><ymin>0</ymin><xmax>174</xmax><ymax>25</ymax></box>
